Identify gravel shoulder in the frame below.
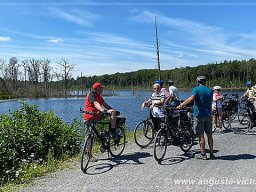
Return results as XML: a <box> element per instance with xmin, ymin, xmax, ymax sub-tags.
<box><xmin>19</xmin><ymin>128</ymin><xmax>256</xmax><ymax>192</ymax></box>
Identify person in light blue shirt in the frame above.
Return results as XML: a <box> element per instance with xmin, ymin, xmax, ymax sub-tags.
<box><xmin>176</xmin><ymin>76</ymin><xmax>215</xmax><ymax>160</ymax></box>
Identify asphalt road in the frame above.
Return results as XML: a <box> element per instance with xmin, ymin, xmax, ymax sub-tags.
<box><xmin>19</xmin><ymin>128</ymin><xmax>256</xmax><ymax>192</ymax></box>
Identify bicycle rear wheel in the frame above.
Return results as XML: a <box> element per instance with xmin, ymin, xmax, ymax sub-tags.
<box><xmin>81</xmin><ymin>135</ymin><xmax>94</xmax><ymax>172</ymax></box>
<box><xmin>179</xmin><ymin>128</ymin><xmax>193</xmax><ymax>152</ymax></box>
<box><xmin>108</xmin><ymin>127</ymin><xmax>126</xmax><ymax>157</ymax></box>
<box><xmin>134</xmin><ymin>120</ymin><xmax>154</xmax><ymax>148</ymax></box>
<box><xmin>153</xmin><ymin>129</ymin><xmax>167</xmax><ymax>163</ymax></box>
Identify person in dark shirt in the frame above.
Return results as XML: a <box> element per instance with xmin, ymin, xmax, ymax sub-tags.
<box><xmin>176</xmin><ymin>76</ymin><xmax>215</xmax><ymax>160</ymax></box>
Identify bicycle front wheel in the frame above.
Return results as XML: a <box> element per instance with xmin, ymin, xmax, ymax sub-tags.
<box><xmin>81</xmin><ymin>135</ymin><xmax>94</xmax><ymax>172</ymax></box>
<box><xmin>134</xmin><ymin>120</ymin><xmax>154</xmax><ymax>148</ymax></box>
<box><xmin>222</xmin><ymin>112</ymin><xmax>231</xmax><ymax>130</ymax></box>
<box><xmin>108</xmin><ymin>127</ymin><xmax>126</xmax><ymax>157</ymax></box>
<box><xmin>238</xmin><ymin>111</ymin><xmax>252</xmax><ymax>133</ymax></box>
<box><xmin>153</xmin><ymin>129</ymin><xmax>167</xmax><ymax>163</ymax></box>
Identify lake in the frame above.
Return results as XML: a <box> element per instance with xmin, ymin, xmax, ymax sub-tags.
<box><xmin>0</xmin><ymin>90</ymin><xmax>244</xmax><ymax>130</ymax></box>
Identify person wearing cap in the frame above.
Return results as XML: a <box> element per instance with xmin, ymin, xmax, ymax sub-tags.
<box><xmin>155</xmin><ymin>80</ymin><xmax>170</xmax><ymax>99</ymax></box>
<box><xmin>176</xmin><ymin>76</ymin><xmax>215</xmax><ymax>160</ymax></box>
<box><xmin>83</xmin><ymin>82</ymin><xmax>117</xmax><ymax>131</ymax></box>
<box><xmin>141</xmin><ymin>83</ymin><xmax>165</xmax><ymax>132</ymax></box>
<box><xmin>242</xmin><ymin>81</ymin><xmax>256</xmax><ymax>98</ymax></box>
<box><xmin>242</xmin><ymin>81</ymin><xmax>256</xmax><ymax>121</ymax></box>
<box><xmin>166</xmin><ymin>79</ymin><xmax>180</xmax><ymax>107</ymax></box>
<box><xmin>212</xmin><ymin>86</ymin><xmax>223</xmax><ymax>132</ymax></box>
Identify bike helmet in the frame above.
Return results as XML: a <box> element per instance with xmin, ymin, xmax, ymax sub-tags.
<box><xmin>196</xmin><ymin>76</ymin><xmax>206</xmax><ymax>83</ymax></box>
<box><xmin>155</xmin><ymin>80</ymin><xmax>164</xmax><ymax>86</ymax></box>
<box><xmin>246</xmin><ymin>81</ymin><xmax>252</xmax><ymax>86</ymax></box>
<box><xmin>167</xmin><ymin>79</ymin><xmax>174</xmax><ymax>84</ymax></box>
<box><xmin>213</xmin><ymin>86</ymin><xmax>222</xmax><ymax>90</ymax></box>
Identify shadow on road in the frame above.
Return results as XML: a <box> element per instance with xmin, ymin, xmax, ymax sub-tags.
<box><xmin>216</xmin><ymin>153</ymin><xmax>256</xmax><ymax>161</ymax></box>
<box><xmin>111</xmin><ymin>151</ymin><xmax>152</xmax><ymax>165</ymax></box>
<box><xmin>159</xmin><ymin>150</ymin><xmax>196</xmax><ymax>165</ymax></box>
<box><xmin>83</xmin><ymin>152</ymin><xmax>151</xmax><ymax>175</ymax></box>
<box><xmin>85</xmin><ymin>163</ymin><xmax>114</xmax><ymax>175</ymax></box>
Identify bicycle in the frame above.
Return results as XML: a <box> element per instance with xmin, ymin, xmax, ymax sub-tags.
<box><xmin>237</xmin><ymin>97</ymin><xmax>255</xmax><ymax>133</ymax></box>
<box><xmin>80</xmin><ymin>109</ymin><xmax>126</xmax><ymax>172</ymax></box>
<box><xmin>153</xmin><ymin>106</ymin><xmax>194</xmax><ymax>163</ymax></box>
<box><xmin>134</xmin><ymin>106</ymin><xmax>155</xmax><ymax>148</ymax></box>
<box><xmin>218</xmin><ymin>94</ymin><xmax>240</xmax><ymax>131</ymax></box>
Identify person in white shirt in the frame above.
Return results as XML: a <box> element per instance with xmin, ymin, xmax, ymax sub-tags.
<box><xmin>166</xmin><ymin>79</ymin><xmax>180</xmax><ymax>107</ymax></box>
<box><xmin>141</xmin><ymin>83</ymin><xmax>165</xmax><ymax>132</ymax></box>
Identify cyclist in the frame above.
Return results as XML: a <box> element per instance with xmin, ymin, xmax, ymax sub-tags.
<box><xmin>212</xmin><ymin>86</ymin><xmax>224</xmax><ymax>132</ymax></box>
<box><xmin>242</xmin><ymin>81</ymin><xmax>256</xmax><ymax>99</ymax></box>
<box><xmin>166</xmin><ymin>79</ymin><xmax>180</xmax><ymax>107</ymax></box>
<box><xmin>176</xmin><ymin>76</ymin><xmax>215</xmax><ymax>160</ymax></box>
<box><xmin>141</xmin><ymin>83</ymin><xmax>165</xmax><ymax>133</ymax></box>
<box><xmin>83</xmin><ymin>82</ymin><xmax>118</xmax><ymax>135</ymax></box>
<box><xmin>242</xmin><ymin>81</ymin><xmax>256</xmax><ymax>123</ymax></box>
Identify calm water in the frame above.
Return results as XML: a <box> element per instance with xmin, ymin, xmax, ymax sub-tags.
<box><xmin>0</xmin><ymin>90</ymin><xmax>244</xmax><ymax>130</ymax></box>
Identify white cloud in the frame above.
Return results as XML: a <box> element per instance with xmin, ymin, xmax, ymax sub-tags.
<box><xmin>47</xmin><ymin>38</ymin><xmax>64</xmax><ymax>44</ymax></box>
<box><xmin>130</xmin><ymin>10</ymin><xmax>256</xmax><ymax>64</ymax></box>
<box><xmin>48</xmin><ymin>7</ymin><xmax>100</xmax><ymax>26</ymax></box>
<box><xmin>0</xmin><ymin>36</ymin><xmax>11</xmax><ymax>41</ymax></box>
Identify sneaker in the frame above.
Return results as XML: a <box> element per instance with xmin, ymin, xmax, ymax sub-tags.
<box><xmin>89</xmin><ymin>155</ymin><xmax>98</xmax><ymax>162</ymax></box>
<box><xmin>195</xmin><ymin>153</ymin><xmax>208</xmax><ymax>160</ymax></box>
<box><xmin>210</xmin><ymin>153</ymin><xmax>215</xmax><ymax>159</ymax></box>
<box><xmin>219</xmin><ymin>129</ymin><xmax>224</xmax><ymax>133</ymax></box>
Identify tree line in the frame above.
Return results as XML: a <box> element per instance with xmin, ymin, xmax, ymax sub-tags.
<box><xmin>1</xmin><ymin>57</ymin><xmax>256</xmax><ymax>99</ymax></box>
<box><xmin>0</xmin><ymin>57</ymin><xmax>74</xmax><ymax>99</ymax></box>
<box><xmin>75</xmin><ymin>58</ymin><xmax>256</xmax><ymax>90</ymax></box>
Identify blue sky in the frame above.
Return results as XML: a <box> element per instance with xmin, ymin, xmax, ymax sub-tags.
<box><xmin>1</xmin><ymin>0</ymin><xmax>256</xmax><ymax>78</ymax></box>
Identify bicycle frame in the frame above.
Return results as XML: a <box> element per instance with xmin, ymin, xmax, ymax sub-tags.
<box><xmin>87</xmin><ymin>121</ymin><xmax>111</xmax><ymax>152</ymax></box>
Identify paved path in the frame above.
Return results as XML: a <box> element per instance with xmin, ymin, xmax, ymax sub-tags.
<box><xmin>19</xmin><ymin>129</ymin><xmax>256</xmax><ymax>192</ymax></box>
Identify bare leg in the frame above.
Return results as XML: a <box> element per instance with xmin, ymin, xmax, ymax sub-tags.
<box><xmin>108</xmin><ymin>109</ymin><xmax>116</xmax><ymax>129</ymax></box>
<box><xmin>218</xmin><ymin>109</ymin><xmax>223</xmax><ymax>129</ymax></box>
<box><xmin>199</xmin><ymin>134</ymin><xmax>206</xmax><ymax>154</ymax></box>
<box><xmin>207</xmin><ymin>134</ymin><xmax>214</xmax><ymax>153</ymax></box>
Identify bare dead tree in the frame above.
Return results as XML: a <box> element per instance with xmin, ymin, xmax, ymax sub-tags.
<box><xmin>27</xmin><ymin>59</ymin><xmax>42</xmax><ymax>85</ymax></box>
<box><xmin>57</xmin><ymin>58</ymin><xmax>74</xmax><ymax>98</ymax></box>
<box><xmin>22</xmin><ymin>59</ymin><xmax>29</xmax><ymax>86</ymax></box>
<box><xmin>8</xmin><ymin>57</ymin><xmax>20</xmax><ymax>92</ymax></box>
<box><xmin>0</xmin><ymin>59</ymin><xmax>6</xmax><ymax>78</ymax></box>
<box><xmin>41</xmin><ymin>58</ymin><xmax>52</xmax><ymax>91</ymax></box>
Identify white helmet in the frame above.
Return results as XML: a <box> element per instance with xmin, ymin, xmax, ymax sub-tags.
<box><xmin>213</xmin><ymin>86</ymin><xmax>222</xmax><ymax>90</ymax></box>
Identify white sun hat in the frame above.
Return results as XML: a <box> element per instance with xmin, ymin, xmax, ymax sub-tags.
<box><xmin>213</xmin><ymin>86</ymin><xmax>222</xmax><ymax>90</ymax></box>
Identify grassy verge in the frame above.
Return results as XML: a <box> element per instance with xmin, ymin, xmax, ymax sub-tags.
<box><xmin>0</xmin><ymin>155</ymin><xmax>79</xmax><ymax>192</ymax></box>
<box><xmin>0</xmin><ymin>128</ymin><xmax>134</xmax><ymax>192</ymax></box>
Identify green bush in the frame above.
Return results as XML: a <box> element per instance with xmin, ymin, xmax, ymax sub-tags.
<box><xmin>0</xmin><ymin>102</ymin><xmax>82</xmax><ymax>185</ymax></box>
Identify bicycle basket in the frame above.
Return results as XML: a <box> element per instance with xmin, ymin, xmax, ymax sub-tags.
<box><xmin>116</xmin><ymin>116</ymin><xmax>126</xmax><ymax>127</ymax></box>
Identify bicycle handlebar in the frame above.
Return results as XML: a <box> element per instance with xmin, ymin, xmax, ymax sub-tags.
<box><xmin>79</xmin><ymin>108</ymin><xmax>109</xmax><ymax>115</ymax></box>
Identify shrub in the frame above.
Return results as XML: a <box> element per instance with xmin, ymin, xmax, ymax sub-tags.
<box><xmin>0</xmin><ymin>102</ymin><xmax>82</xmax><ymax>185</ymax></box>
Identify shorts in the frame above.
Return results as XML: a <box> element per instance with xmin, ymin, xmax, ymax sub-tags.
<box><xmin>193</xmin><ymin>116</ymin><xmax>212</xmax><ymax>136</ymax></box>
<box><xmin>84</xmin><ymin>115</ymin><xmax>107</xmax><ymax>129</ymax></box>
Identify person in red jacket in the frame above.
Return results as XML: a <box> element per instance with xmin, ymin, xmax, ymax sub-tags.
<box><xmin>83</xmin><ymin>82</ymin><xmax>116</xmax><ymax>131</ymax></box>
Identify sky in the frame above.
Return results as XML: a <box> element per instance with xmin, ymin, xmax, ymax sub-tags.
<box><xmin>1</xmin><ymin>0</ymin><xmax>256</xmax><ymax>78</ymax></box>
